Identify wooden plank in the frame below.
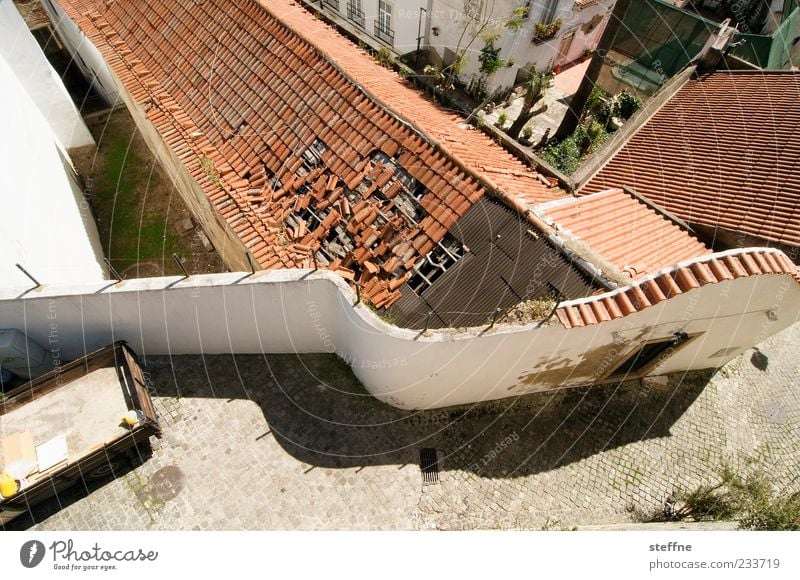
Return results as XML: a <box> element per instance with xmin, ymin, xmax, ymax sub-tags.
<box><xmin>0</xmin><ymin>343</ymin><xmax>119</xmax><ymax>416</ymax></box>
<box><xmin>1</xmin><ymin>431</ymin><xmax>36</xmax><ymax>466</ymax></box>
<box><xmin>121</xmin><ymin>344</ymin><xmax>158</xmax><ymax>425</ymax></box>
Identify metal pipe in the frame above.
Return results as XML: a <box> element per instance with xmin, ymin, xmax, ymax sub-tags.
<box><xmin>104</xmin><ymin>258</ymin><xmax>122</xmax><ymax>280</ymax></box>
<box><xmin>423</xmin><ymin>310</ymin><xmax>432</xmax><ymax>333</ymax></box>
<box><xmin>172</xmin><ymin>253</ymin><xmax>189</xmax><ymax>279</ymax></box>
<box><xmin>488</xmin><ymin>307</ymin><xmax>502</xmax><ymax>329</ymax></box>
<box><xmin>15</xmin><ymin>263</ymin><xmax>41</xmax><ymax>289</ymax></box>
<box><xmin>246</xmin><ymin>252</ymin><xmax>256</xmax><ymax>276</ymax></box>
<box><xmin>415</xmin><ymin>7</ymin><xmax>427</xmax><ymax>67</ymax></box>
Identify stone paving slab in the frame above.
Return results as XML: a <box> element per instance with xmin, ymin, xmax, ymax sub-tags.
<box><xmin>7</xmin><ymin>322</ymin><xmax>800</xmax><ymax>531</ymax></box>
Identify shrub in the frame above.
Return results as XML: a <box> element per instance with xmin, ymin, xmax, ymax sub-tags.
<box><xmin>375</xmin><ymin>47</ymin><xmax>393</xmax><ymax>68</ymax></box>
<box><xmin>497</xmin><ymin>112</ymin><xmax>508</xmax><ymax>127</ymax></box>
<box><xmin>586</xmin><ymin>86</ymin><xmax>611</xmax><ymax>125</ymax></box>
<box><xmin>541</xmin><ymin>137</ymin><xmax>581</xmax><ymax>174</ymax></box>
<box><xmin>675</xmin><ymin>465</ymin><xmax>800</xmax><ymax>530</ymax></box>
<box><xmin>479</xmin><ymin>36</ymin><xmax>505</xmax><ymax>76</ymax></box>
<box><xmin>571</xmin><ymin>120</ymin><xmax>608</xmax><ymax>155</ymax></box>
<box><xmin>614</xmin><ymin>90</ymin><xmax>643</xmax><ymax>120</ymax></box>
<box><xmin>521</xmin><ymin>126</ymin><xmax>533</xmax><ymax>141</ymax></box>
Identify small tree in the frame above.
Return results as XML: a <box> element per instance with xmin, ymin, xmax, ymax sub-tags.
<box><xmin>507</xmin><ymin>66</ymin><xmax>554</xmax><ymax>139</ymax></box>
<box><xmin>439</xmin><ymin>2</ymin><xmax>528</xmax><ymax>90</ymax></box>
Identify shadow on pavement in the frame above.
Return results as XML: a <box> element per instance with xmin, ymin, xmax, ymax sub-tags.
<box><xmin>142</xmin><ymin>353</ymin><xmax>710</xmax><ymax>478</ymax></box>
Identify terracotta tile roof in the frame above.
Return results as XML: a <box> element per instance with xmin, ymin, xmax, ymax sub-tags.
<box><xmin>555</xmin><ymin>248</ymin><xmax>800</xmax><ymax>328</ymax></box>
<box><xmin>53</xmin><ymin>0</ymin><xmax>564</xmax><ymax>310</ymax></box>
<box><xmin>537</xmin><ymin>188</ymin><xmax>712</xmax><ymax>279</ymax></box>
<box><xmin>574</xmin><ymin>0</ymin><xmax>604</xmax><ymax>7</ymax></box>
<box><xmin>581</xmin><ymin>71</ymin><xmax>800</xmax><ymax>249</ymax></box>
<box><xmin>264</xmin><ymin>1</ymin><xmax>563</xmax><ymax>207</ymax></box>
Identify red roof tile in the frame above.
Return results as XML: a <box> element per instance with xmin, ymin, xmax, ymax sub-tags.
<box><xmin>537</xmin><ymin>188</ymin><xmax>711</xmax><ymax>279</ymax></box>
<box><xmin>581</xmin><ymin>71</ymin><xmax>800</xmax><ymax>249</ymax></box>
<box><xmin>53</xmin><ymin>0</ymin><xmax>564</xmax><ymax>309</ymax></box>
<box><xmin>556</xmin><ymin>248</ymin><xmax>800</xmax><ymax>328</ymax></box>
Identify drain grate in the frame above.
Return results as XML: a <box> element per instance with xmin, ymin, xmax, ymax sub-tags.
<box><xmin>419</xmin><ymin>448</ymin><xmax>439</xmax><ymax>484</ymax></box>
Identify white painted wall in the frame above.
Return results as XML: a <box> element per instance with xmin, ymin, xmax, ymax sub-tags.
<box><xmin>0</xmin><ymin>250</ymin><xmax>796</xmax><ymax>410</ymax></box>
<box><xmin>302</xmin><ymin>0</ymin><xmax>425</xmax><ymax>52</ymax></box>
<box><xmin>0</xmin><ymin>54</ymin><xmax>106</xmax><ymax>287</ymax></box>
<box><xmin>0</xmin><ymin>0</ymin><xmax>93</xmax><ymax>149</ymax></box>
<box><xmin>39</xmin><ymin>0</ymin><xmax>119</xmax><ymax>105</ymax></box>
<box><xmin>427</xmin><ymin>0</ymin><xmax>614</xmax><ymax>92</ymax></box>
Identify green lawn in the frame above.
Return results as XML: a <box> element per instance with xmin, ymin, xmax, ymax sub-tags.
<box><xmin>90</xmin><ymin>121</ymin><xmax>182</xmax><ymax>276</ymax></box>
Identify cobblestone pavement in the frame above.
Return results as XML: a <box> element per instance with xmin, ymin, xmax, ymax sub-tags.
<box><xmin>8</xmin><ymin>322</ymin><xmax>800</xmax><ymax>531</ymax></box>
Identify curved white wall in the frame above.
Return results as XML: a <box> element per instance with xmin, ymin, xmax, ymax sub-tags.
<box><xmin>0</xmin><ymin>260</ymin><xmax>797</xmax><ymax>409</ymax></box>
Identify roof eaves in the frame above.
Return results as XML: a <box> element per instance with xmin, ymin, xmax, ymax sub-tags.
<box><xmin>555</xmin><ymin>247</ymin><xmax>799</xmax><ymax>328</ymax></box>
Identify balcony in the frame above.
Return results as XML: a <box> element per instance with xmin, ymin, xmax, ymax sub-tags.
<box><xmin>346</xmin><ymin>2</ymin><xmax>365</xmax><ymax>28</ymax></box>
<box><xmin>374</xmin><ymin>20</ymin><xmax>395</xmax><ymax>46</ymax></box>
<box><xmin>323</xmin><ymin>0</ymin><xmax>340</xmax><ymax>11</ymax></box>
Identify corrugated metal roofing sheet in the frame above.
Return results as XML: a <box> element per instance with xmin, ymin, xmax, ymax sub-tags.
<box><xmin>388</xmin><ymin>198</ymin><xmax>598</xmax><ymax>328</ymax></box>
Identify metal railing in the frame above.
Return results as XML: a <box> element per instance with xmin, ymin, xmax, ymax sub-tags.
<box><xmin>323</xmin><ymin>0</ymin><xmax>340</xmax><ymax>11</ymax></box>
<box><xmin>374</xmin><ymin>20</ymin><xmax>395</xmax><ymax>45</ymax></box>
<box><xmin>346</xmin><ymin>1</ymin><xmax>365</xmax><ymax>28</ymax></box>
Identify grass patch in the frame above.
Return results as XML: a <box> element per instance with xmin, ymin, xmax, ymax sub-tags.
<box><xmin>671</xmin><ymin>463</ymin><xmax>800</xmax><ymax>530</ymax></box>
<box><xmin>91</xmin><ymin>122</ymin><xmax>182</xmax><ymax>275</ymax></box>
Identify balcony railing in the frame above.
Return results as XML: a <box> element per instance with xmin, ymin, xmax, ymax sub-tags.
<box><xmin>323</xmin><ymin>0</ymin><xmax>340</xmax><ymax>11</ymax></box>
<box><xmin>374</xmin><ymin>20</ymin><xmax>395</xmax><ymax>46</ymax></box>
<box><xmin>346</xmin><ymin>2</ymin><xmax>365</xmax><ymax>28</ymax></box>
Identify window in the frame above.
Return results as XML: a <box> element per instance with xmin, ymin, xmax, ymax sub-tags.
<box><xmin>347</xmin><ymin>0</ymin><xmax>365</xmax><ymax>28</ymax></box>
<box><xmin>323</xmin><ymin>0</ymin><xmax>340</xmax><ymax>11</ymax></box>
<box><xmin>608</xmin><ymin>332</ymin><xmax>690</xmax><ymax>378</ymax></box>
<box><xmin>542</xmin><ymin>0</ymin><xmax>559</xmax><ymax>24</ymax></box>
<box><xmin>375</xmin><ymin>1</ymin><xmax>394</xmax><ymax>45</ymax></box>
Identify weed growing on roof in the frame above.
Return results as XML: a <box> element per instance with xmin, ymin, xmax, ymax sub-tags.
<box><xmin>375</xmin><ymin>47</ymin><xmax>393</xmax><ymax>68</ymax></box>
<box><xmin>199</xmin><ymin>154</ymin><xmax>222</xmax><ymax>189</ymax></box>
<box><xmin>364</xmin><ymin>300</ymin><xmax>396</xmax><ymax>325</ymax></box>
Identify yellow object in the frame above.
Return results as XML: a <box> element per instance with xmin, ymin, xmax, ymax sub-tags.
<box><xmin>121</xmin><ymin>410</ymin><xmax>142</xmax><ymax>426</ymax></box>
<box><xmin>0</xmin><ymin>472</ymin><xmax>19</xmax><ymax>498</ymax></box>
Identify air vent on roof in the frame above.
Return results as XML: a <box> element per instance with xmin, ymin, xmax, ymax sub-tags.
<box><xmin>419</xmin><ymin>448</ymin><xmax>439</xmax><ymax>484</ymax></box>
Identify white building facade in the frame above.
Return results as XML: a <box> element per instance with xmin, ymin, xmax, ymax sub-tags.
<box><xmin>428</xmin><ymin>0</ymin><xmax>614</xmax><ymax>93</ymax></box>
<box><xmin>0</xmin><ymin>2</ymin><xmax>105</xmax><ymax>287</ymax></box>
<box><xmin>300</xmin><ymin>0</ymin><xmax>427</xmax><ymax>54</ymax></box>
<box><xmin>300</xmin><ymin>0</ymin><xmax>613</xmax><ymax>92</ymax></box>
<box><xmin>0</xmin><ymin>0</ymin><xmax>94</xmax><ymax>149</ymax></box>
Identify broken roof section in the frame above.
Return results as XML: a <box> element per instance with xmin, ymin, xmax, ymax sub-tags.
<box><xmin>54</xmin><ymin>0</ymin><xmax>578</xmax><ymax>324</ymax></box>
<box><xmin>537</xmin><ymin>188</ymin><xmax>712</xmax><ymax>280</ymax></box>
<box><xmin>581</xmin><ymin>71</ymin><xmax>800</xmax><ymax>253</ymax></box>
